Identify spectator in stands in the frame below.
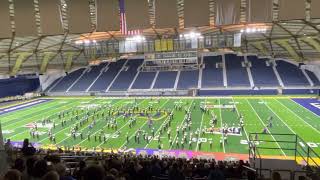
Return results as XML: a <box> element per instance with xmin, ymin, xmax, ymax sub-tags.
<box><xmin>3</xmin><ymin>169</ymin><xmax>22</xmax><ymax>180</ymax></box>
<box><xmin>73</xmin><ymin>161</ymin><xmax>86</xmax><ymax>180</ymax></box>
<box><xmin>168</xmin><ymin>163</ymin><xmax>184</xmax><ymax>180</ymax></box>
<box><xmin>55</xmin><ymin>163</ymin><xmax>74</xmax><ymax>180</ymax></box>
<box><xmin>42</xmin><ymin>171</ymin><xmax>60</xmax><ymax>180</ymax></box>
<box><xmin>208</xmin><ymin>164</ymin><xmax>225</xmax><ymax>180</ymax></box>
<box><xmin>272</xmin><ymin>171</ymin><xmax>282</xmax><ymax>180</ymax></box>
<box><xmin>21</xmin><ymin>139</ymin><xmax>36</xmax><ymax>156</ymax></box>
<box><xmin>1</xmin><ymin>149</ymin><xmax>260</xmax><ymax>180</ymax></box>
<box><xmin>151</xmin><ymin>159</ymin><xmax>161</xmax><ymax>177</ymax></box>
<box><xmin>24</xmin><ymin>156</ymin><xmax>38</xmax><ymax>179</ymax></box>
<box><xmin>82</xmin><ymin>165</ymin><xmax>105</xmax><ymax>180</ymax></box>
<box><xmin>4</xmin><ymin>139</ymin><xmax>14</xmax><ymax>164</ymax></box>
<box><xmin>12</xmin><ymin>158</ymin><xmax>25</xmax><ymax>173</ymax></box>
<box><xmin>32</xmin><ymin>160</ymin><xmax>48</xmax><ymax>179</ymax></box>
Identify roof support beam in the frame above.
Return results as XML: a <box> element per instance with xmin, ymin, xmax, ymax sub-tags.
<box><xmin>0</xmin><ymin>53</ymin><xmax>6</xmax><ymax>60</ymax></box>
<box><xmin>10</xmin><ymin>52</ymin><xmax>33</xmax><ymax>76</ymax></box>
<box><xmin>301</xmin><ymin>37</ymin><xmax>320</xmax><ymax>52</ymax></box>
<box><xmin>274</xmin><ymin>22</ymin><xmax>304</xmax><ymax>60</ymax></box>
<box><xmin>40</xmin><ymin>52</ymin><xmax>56</xmax><ymax>74</ymax></box>
<box><xmin>9</xmin><ymin>37</ymin><xmax>41</xmax><ymax>52</ymax></box>
<box><xmin>250</xmin><ymin>41</ymin><xmax>269</xmax><ymax>55</ymax></box>
<box><xmin>64</xmin><ymin>51</ymin><xmax>81</xmax><ymax>72</ymax></box>
<box><xmin>302</xmin><ymin>20</ymin><xmax>320</xmax><ymax>33</ymax></box>
<box><xmin>273</xmin><ymin>39</ymin><xmax>301</xmax><ymax>61</ymax></box>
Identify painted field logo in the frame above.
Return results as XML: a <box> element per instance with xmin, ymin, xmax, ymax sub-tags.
<box><xmin>310</xmin><ymin>103</ymin><xmax>320</xmax><ymax>110</ymax></box>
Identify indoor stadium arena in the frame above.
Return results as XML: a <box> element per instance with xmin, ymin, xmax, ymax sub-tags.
<box><xmin>0</xmin><ymin>0</ymin><xmax>319</xmax><ymax>179</ymax></box>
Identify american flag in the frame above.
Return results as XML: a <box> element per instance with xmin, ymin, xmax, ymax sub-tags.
<box><xmin>119</xmin><ymin>0</ymin><xmax>142</xmax><ymax>36</ymax></box>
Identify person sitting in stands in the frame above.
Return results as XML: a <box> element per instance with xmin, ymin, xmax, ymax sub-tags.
<box><xmin>21</xmin><ymin>138</ymin><xmax>36</xmax><ymax>156</ymax></box>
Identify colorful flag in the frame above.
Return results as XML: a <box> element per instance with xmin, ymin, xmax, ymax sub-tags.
<box><xmin>119</xmin><ymin>0</ymin><xmax>142</xmax><ymax>36</ymax></box>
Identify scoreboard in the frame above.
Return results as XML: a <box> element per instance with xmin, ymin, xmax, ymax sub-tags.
<box><xmin>144</xmin><ymin>51</ymin><xmax>198</xmax><ymax>63</ymax></box>
<box><xmin>141</xmin><ymin>51</ymin><xmax>199</xmax><ymax>72</ymax></box>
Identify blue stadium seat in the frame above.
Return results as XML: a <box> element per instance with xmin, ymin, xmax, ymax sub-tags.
<box><xmin>69</xmin><ymin>63</ymin><xmax>108</xmax><ymax>92</ymax></box>
<box><xmin>131</xmin><ymin>72</ymin><xmax>156</xmax><ymax>89</ymax></box>
<box><xmin>153</xmin><ymin>71</ymin><xmax>177</xmax><ymax>89</ymax></box>
<box><xmin>247</xmin><ymin>56</ymin><xmax>279</xmax><ymax>86</ymax></box>
<box><xmin>177</xmin><ymin>70</ymin><xmax>199</xmax><ymax>89</ymax></box>
<box><xmin>0</xmin><ymin>77</ymin><xmax>40</xmax><ymax>98</ymax></box>
<box><xmin>225</xmin><ymin>54</ymin><xmax>250</xmax><ymax>87</ymax></box>
<box><xmin>275</xmin><ymin>60</ymin><xmax>309</xmax><ymax>86</ymax></box>
<box><xmin>50</xmin><ymin>68</ymin><xmax>85</xmax><ymax>92</ymax></box>
<box><xmin>201</xmin><ymin>56</ymin><xmax>224</xmax><ymax>87</ymax></box>
<box><xmin>109</xmin><ymin>59</ymin><xmax>143</xmax><ymax>91</ymax></box>
<box><xmin>305</xmin><ymin>70</ymin><xmax>320</xmax><ymax>86</ymax></box>
<box><xmin>89</xmin><ymin>59</ymin><xmax>127</xmax><ymax>92</ymax></box>
<box><xmin>45</xmin><ymin>77</ymin><xmax>62</xmax><ymax>91</ymax></box>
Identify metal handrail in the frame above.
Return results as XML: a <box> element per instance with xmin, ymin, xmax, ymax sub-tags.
<box><xmin>248</xmin><ymin>133</ymin><xmax>320</xmax><ymax>178</ymax></box>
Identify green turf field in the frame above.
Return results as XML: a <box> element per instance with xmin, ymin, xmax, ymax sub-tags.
<box><xmin>1</xmin><ymin>97</ymin><xmax>320</xmax><ymax>161</ymax></box>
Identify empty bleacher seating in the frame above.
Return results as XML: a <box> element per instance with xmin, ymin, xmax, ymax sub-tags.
<box><xmin>0</xmin><ymin>77</ymin><xmax>40</xmax><ymax>98</ymax></box>
<box><xmin>225</xmin><ymin>54</ymin><xmax>250</xmax><ymax>87</ymax></box>
<box><xmin>88</xmin><ymin>59</ymin><xmax>126</xmax><ymax>92</ymax></box>
<box><xmin>45</xmin><ymin>77</ymin><xmax>62</xmax><ymax>91</ymax></box>
<box><xmin>131</xmin><ymin>72</ymin><xmax>156</xmax><ymax>89</ymax></box>
<box><xmin>275</xmin><ymin>60</ymin><xmax>310</xmax><ymax>86</ymax></box>
<box><xmin>46</xmin><ymin>56</ymin><xmax>319</xmax><ymax>94</ymax></box>
<box><xmin>201</xmin><ymin>56</ymin><xmax>224</xmax><ymax>87</ymax></box>
<box><xmin>177</xmin><ymin>70</ymin><xmax>199</xmax><ymax>89</ymax></box>
<box><xmin>109</xmin><ymin>59</ymin><xmax>143</xmax><ymax>91</ymax></box>
<box><xmin>305</xmin><ymin>70</ymin><xmax>320</xmax><ymax>86</ymax></box>
<box><xmin>50</xmin><ymin>68</ymin><xmax>85</xmax><ymax>92</ymax></box>
<box><xmin>69</xmin><ymin>63</ymin><xmax>108</xmax><ymax>92</ymax></box>
<box><xmin>247</xmin><ymin>56</ymin><xmax>279</xmax><ymax>87</ymax></box>
<box><xmin>153</xmin><ymin>71</ymin><xmax>177</xmax><ymax>89</ymax></box>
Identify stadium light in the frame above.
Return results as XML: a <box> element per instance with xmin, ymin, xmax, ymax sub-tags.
<box><xmin>84</xmin><ymin>39</ymin><xmax>91</xmax><ymax>44</ymax></box>
<box><xmin>180</xmin><ymin>31</ymin><xmax>202</xmax><ymax>39</ymax></box>
<box><xmin>240</xmin><ymin>27</ymin><xmax>267</xmax><ymax>34</ymax></box>
<box><xmin>75</xmin><ymin>39</ymin><xmax>98</xmax><ymax>45</ymax></box>
<box><xmin>126</xmin><ymin>35</ymin><xmax>146</xmax><ymax>42</ymax></box>
<box><xmin>75</xmin><ymin>40</ymin><xmax>83</xmax><ymax>45</ymax></box>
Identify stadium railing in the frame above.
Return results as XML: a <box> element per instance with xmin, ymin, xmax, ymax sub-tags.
<box><xmin>248</xmin><ymin>133</ymin><xmax>320</xmax><ymax>179</ymax></box>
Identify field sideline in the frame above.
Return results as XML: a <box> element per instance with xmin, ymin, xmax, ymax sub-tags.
<box><xmin>1</xmin><ymin>96</ymin><xmax>319</xmax><ymax>163</ymax></box>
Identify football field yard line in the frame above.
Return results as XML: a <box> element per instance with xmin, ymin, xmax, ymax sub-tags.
<box><xmin>169</xmin><ymin>99</ymin><xmax>194</xmax><ymax>150</ymax></box>
<box><xmin>3</xmin><ymin>100</ymin><xmax>77</xmax><ymax>129</ymax></box>
<box><xmin>4</xmin><ymin>96</ymin><xmax>320</xmax><ymax>156</ymax></box>
<box><xmin>262</xmin><ymin>99</ymin><xmax>296</xmax><ymax>135</ymax></box>
<box><xmin>195</xmin><ymin>112</ymin><xmax>205</xmax><ymax>151</ymax></box>
<box><xmin>86</xmin><ymin>99</ymin><xmax>153</xmax><ymax>149</ymax></box>
<box><xmin>218</xmin><ymin>98</ymin><xmax>225</xmax><ymax>153</ymax></box>
<box><xmin>0</xmin><ymin>100</ymin><xmax>59</xmax><ymax>122</ymax></box>
<box><xmin>245</xmin><ymin>99</ymin><xmax>286</xmax><ymax>157</ymax></box>
<box><xmin>6</xmin><ymin>100</ymin><xmax>83</xmax><ymax>139</ymax></box>
<box><xmin>60</xmin><ymin>98</ymin><xmax>137</xmax><ymax>146</ymax></box>
<box><xmin>57</xmin><ymin>99</ymin><xmax>128</xmax><ymax>146</ymax></box>
<box><xmin>96</xmin><ymin>99</ymin><xmax>149</xmax><ymax>148</ymax></box>
<box><xmin>39</xmin><ymin>99</ymin><xmax>112</xmax><ymax>143</ymax></box>
<box><xmin>22</xmin><ymin>98</ymin><xmax>105</xmax><ymax>142</ymax></box>
<box><xmin>120</xmin><ymin>99</ymin><xmax>171</xmax><ymax>149</ymax></box>
<box><xmin>1</xmin><ymin>100</ymin><xmax>75</xmax><ymax>127</ymax></box>
<box><xmin>105</xmin><ymin>99</ymin><xmax>166</xmax><ymax>149</ymax></box>
<box><xmin>290</xmin><ymin>99</ymin><xmax>320</xmax><ymax>118</ymax></box>
<box><xmin>262</xmin><ymin>99</ymin><xmax>320</xmax><ymax>155</ymax></box>
<box><xmin>231</xmin><ymin>97</ymin><xmax>250</xmax><ymax>141</ymax></box>
<box><xmin>144</xmin><ymin>110</ymin><xmax>171</xmax><ymax>149</ymax></box>
<box><xmin>275</xmin><ymin>99</ymin><xmax>320</xmax><ymax>135</ymax></box>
